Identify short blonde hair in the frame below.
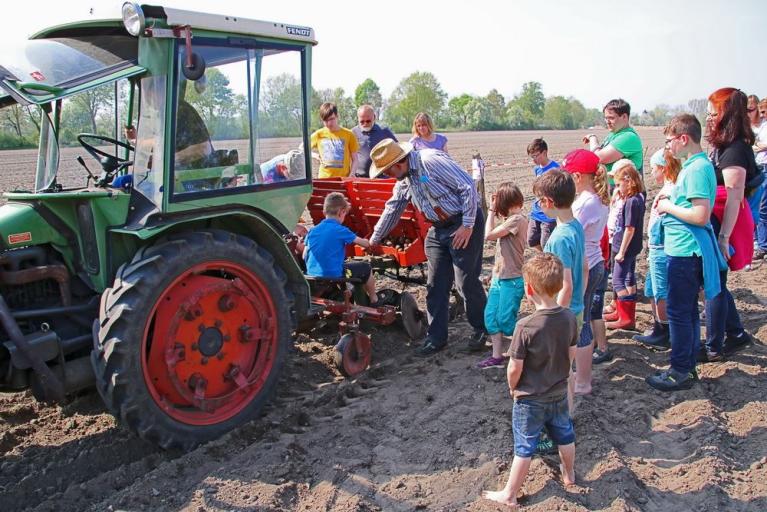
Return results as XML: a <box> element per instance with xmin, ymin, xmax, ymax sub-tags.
<box><xmin>411</xmin><ymin>112</ymin><xmax>434</xmax><ymax>138</ymax></box>
<box><xmin>323</xmin><ymin>192</ymin><xmax>350</xmax><ymax>216</ymax></box>
<box><xmin>522</xmin><ymin>253</ymin><xmax>564</xmax><ymax>298</ymax></box>
<box><xmin>610</xmin><ymin>158</ymin><xmax>635</xmax><ymax>177</ymax></box>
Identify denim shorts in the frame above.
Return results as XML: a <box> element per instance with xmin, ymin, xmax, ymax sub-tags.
<box><xmin>590</xmin><ymin>264</ymin><xmax>608</xmax><ymax>320</ymax></box>
<box><xmin>644</xmin><ymin>247</ymin><xmax>668</xmax><ymax>300</ymax></box>
<box><xmin>579</xmin><ymin>263</ymin><xmax>605</xmax><ymax>347</ymax></box>
<box><xmin>512</xmin><ymin>395</ymin><xmax>575</xmax><ymax>457</ymax></box>
<box><xmin>527</xmin><ymin>219</ymin><xmax>557</xmax><ymax>248</ymax></box>
<box><xmin>484</xmin><ymin>276</ymin><xmax>524</xmax><ymax>336</ymax></box>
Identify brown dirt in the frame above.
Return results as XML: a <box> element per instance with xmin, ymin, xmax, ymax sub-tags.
<box><xmin>1</xmin><ymin>129</ymin><xmax>766</xmax><ymax>511</ymax></box>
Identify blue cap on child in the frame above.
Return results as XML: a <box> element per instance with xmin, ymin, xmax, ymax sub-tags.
<box><xmin>650</xmin><ymin>149</ymin><xmax>666</xmax><ymax>168</ymax></box>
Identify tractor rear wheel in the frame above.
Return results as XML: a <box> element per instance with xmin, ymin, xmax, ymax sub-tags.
<box><xmin>91</xmin><ymin>230</ymin><xmax>292</xmax><ymax>450</ymax></box>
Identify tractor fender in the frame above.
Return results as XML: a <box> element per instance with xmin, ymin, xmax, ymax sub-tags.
<box><xmin>0</xmin><ymin>202</ymin><xmax>70</xmax><ymax>252</ymax></box>
<box><xmin>110</xmin><ymin>208</ymin><xmax>309</xmax><ymax>321</ymax></box>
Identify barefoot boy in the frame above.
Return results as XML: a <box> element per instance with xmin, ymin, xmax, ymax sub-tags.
<box><xmin>304</xmin><ymin>192</ymin><xmax>380</xmax><ymax>305</ymax></box>
<box><xmin>483</xmin><ymin>253</ymin><xmax>577</xmax><ymax>508</ymax></box>
<box><xmin>535</xmin><ymin>169</ymin><xmax>588</xmax><ymax>406</ymax></box>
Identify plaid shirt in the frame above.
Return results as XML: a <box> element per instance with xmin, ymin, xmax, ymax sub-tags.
<box><xmin>371</xmin><ymin>149</ymin><xmax>478</xmax><ymax>244</ymax></box>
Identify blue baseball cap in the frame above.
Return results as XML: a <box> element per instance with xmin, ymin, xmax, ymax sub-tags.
<box><xmin>650</xmin><ymin>149</ymin><xmax>666</xmax><ymax>167</ymax></box>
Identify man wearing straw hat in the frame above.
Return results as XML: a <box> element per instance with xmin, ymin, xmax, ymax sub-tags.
<box><xmin>368</xmin><ymin>139</ymin><xmax>488</xmax><ymax>356</ymax></box>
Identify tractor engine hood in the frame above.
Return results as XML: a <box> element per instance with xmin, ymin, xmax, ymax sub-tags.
<box><xmin>0</xmin><ymin>202</ymin><xmax>68</xmax><ymax>251</ymax></box>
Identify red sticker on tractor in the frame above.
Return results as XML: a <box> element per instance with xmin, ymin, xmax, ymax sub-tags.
<box><xmin>8</xmin><ymin>232</ymin><xmax>32</xmax><ymax>244</ymax></box>
<box><xmin>29</xmin><ymin>71</ymin><xmax>45</xmax><ymax>81</ymax></box>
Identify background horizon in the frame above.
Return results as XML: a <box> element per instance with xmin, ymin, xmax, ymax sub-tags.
<box><xmin>0</xmin><ymin>0</ymin><xmax>762</xmax><ymax>113</ymax></box>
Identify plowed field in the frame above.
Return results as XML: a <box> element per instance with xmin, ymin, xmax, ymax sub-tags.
<box><xmin>1</xmin><ymin>129</ymin><xmax>766</xmax><ymax>511</ymax></box>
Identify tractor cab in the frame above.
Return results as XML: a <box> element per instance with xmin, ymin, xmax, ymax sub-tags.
<box><xmin>0</xmin><ymin>4</ymin><xmax>317</xmax><ymax>449</ymax></box>
<box><xmin>0</xmin><ymin>4</ymin><xmax>315</xmax><ymax>232</ymax></box>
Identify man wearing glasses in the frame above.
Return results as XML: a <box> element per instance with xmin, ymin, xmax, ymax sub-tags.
<box><xmin>583</xmin><ymin>98</ymin><xmax>644</xmax><ymax>183</ymax></box>
<box><xmin>352</xmin><ymin>104</ymin><xmax>398</xmax><ymax>178</ymax></box>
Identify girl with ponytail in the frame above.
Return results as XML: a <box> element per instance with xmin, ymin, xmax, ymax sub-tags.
<box><xmin>562</xmin><ymin>149</ymin><xmax>609</xmax><ymax>394</ymax></box>
<box><xmin>634</xmin><ymin>149</ymin><xmax>681</xmax><ymax>349</ymax></box>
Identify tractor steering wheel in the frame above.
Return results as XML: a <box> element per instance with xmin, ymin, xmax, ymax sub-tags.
<box><xmin>77</xmin><ymin>133</ymin><xmax>134</xmax><ymax>174</ymax></box>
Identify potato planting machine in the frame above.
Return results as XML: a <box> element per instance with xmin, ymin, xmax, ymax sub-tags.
<box><xmin>292</xmin><ymin>177</ymin><xmax>464</xmax><ymax>377</ymax></box>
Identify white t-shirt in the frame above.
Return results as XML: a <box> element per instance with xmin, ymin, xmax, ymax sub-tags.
<box><xmin>755</xmin><ymin>120</ymin><xmax>767</xmax><ymax>166</ymax></box>
<box><xmin>471</xmin><ymin>157</ymin><xmax>485</xmax><ymax>180</ymax></box>
<box><xmin>607</xmin><ymin>189</ymin><xmax>625</xmax><ymax>245</ymax></box>
<box><xmin>572</xmin><ymin>190</ymin><xmax>609</xmax><ymax>269</ymax></box>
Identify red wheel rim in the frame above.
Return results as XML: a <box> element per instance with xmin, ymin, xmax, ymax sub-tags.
<box><xmin>141</xmin><ymin>260</ymin><xmax>279</xmax><ymax>425</ymax></box>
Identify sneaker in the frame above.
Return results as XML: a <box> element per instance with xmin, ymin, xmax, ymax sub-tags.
<box><xmin>645</xmin><ymin>368</ymin><xmax>697</xmax><ymax>391</ymax></box>
<box><xmin>535</xmin><ymin>432</ymin><xmax>557</xmax><ymax>455</ymax></box>
<box><xmin>754</xmin><ymin>248</ymin><xmax>767</xmax><ymax>260</ymax></box>
<box><xmin>476</xmin><ymin>356</ymin><xmax>507</xmax><ymax>369</ymax></box>
<box><xmin>463</xmin><ymin>330</ymin><xmax>488</xmax><ymax>352</ymax></box>
<box><xmin>414</xmin><ymin>339</ymin><xmax>445</xmax><ymax>357</ymax></box>
<box><xmin>722</xmin><ymin>331</ymin><xmax>751</xmax><ymax>356</ymax></box>
<box><xmin>696</xmin><ymin>349</ymin><xmax>724</xmax><ymax>363</ymax></box>
<box><xmin>592</xmin><ymin>348</ymin><xmax>613</xmax><ymax>364</ymax></box>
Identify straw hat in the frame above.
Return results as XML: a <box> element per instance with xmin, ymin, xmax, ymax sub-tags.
<box><xmin>369</xmin><ymin>139</ymin><xmax>413</xmax><ymax>178</ymax></box>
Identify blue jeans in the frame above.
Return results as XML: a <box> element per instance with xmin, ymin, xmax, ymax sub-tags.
<box><xmin>756</xmin><ymin>166</ymin><xmax>767</xmax><ymax>251</ymax></box>
<box><xmin>424</xmin><ymin>208</ymin><xmax>487</xmax><ymax>345</ymax></box>
<box><xmin>484</xmin><ymin>276</ymin><xmax>524</xmax><ymax>336</ymax></box>
<box><xmin>512</xmin><ymin>396</ymin><xmax>575</xmax><ymax>457</ymax></box>
<box><xmin>666</xmin><ymin>255</ymin><xmax>702</xmax><ymax>373</ymax></box>
<box><xmin>704</xmin><ymin>270</ymin><xmax>745</xmax><ymax>354</ymax></box>
<box><xmin>579</xmin><ymin>263</ymin><xmax>606</xmax><ymax>347</ymax></box>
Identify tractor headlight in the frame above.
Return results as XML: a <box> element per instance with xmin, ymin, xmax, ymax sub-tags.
<box><xmin>122</xmin><ymin>2</ymin><xmax>146</xmax><ymax>37</ymax></box>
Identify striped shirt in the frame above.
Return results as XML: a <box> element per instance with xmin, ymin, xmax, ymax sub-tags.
<box><xmin>371</xmin><ymin>149</ymin><xmax>478</xmax><ymax>244</ymax></box>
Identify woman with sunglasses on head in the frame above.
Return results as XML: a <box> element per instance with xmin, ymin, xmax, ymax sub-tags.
<box><xmin>700</xmin><ymin>88</ymin><xmax>759</xmax><ymax>362</ymax></box>
<box><xmin>753</xmin><ymin>98</ymin><xmax>767</xmax><ymax>260</ymax></box>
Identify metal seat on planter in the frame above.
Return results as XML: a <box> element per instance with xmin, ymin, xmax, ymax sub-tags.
<box><xmin>304</xmin><ymin>275</ymin><xmax>362</xmax><ymax>285</ymax></box>
<box><xmin>305</xmin><ymin>275</ymin><xmax>361</xmax><ymax>297</ymax></box>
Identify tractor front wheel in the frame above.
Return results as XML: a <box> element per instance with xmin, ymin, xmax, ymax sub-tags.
<box><xmin>91</xmin><ymin>230</ymin><xmax>292</xmax><ymax>450</ymax></box>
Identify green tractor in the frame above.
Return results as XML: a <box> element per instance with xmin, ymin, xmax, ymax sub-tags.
<box><xmin>0</xmin><ymin>3</ymin><xmax>316</xmax><ymax>449</ymax></box>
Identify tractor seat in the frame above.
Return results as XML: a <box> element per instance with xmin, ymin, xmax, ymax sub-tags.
<box><xmin>305</xmin><ymin>275</ymin><xmax>362</xmax><ymax>285</ymax></box>
<box><xmin>306</xmin><ymin>275</ymin><xmax>362</xmax><ymax>299</ymax></box>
